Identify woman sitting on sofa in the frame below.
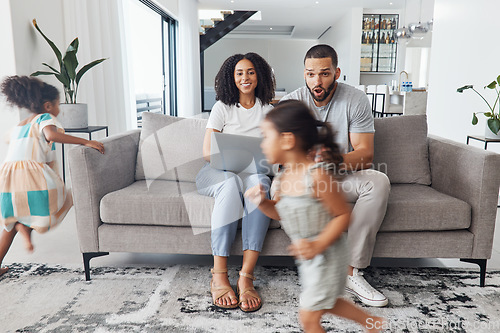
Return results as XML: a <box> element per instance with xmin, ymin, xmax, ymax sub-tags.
<box><xmin>196</xmin><ymin>52</ymin><xmax>275</xmax><ymax>312</ymax></box>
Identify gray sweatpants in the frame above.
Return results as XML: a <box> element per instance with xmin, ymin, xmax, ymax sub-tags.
<box><xmin>339</xmin><ymin>169</ymin><xmax>390</xmax><ymax>268</ymax></box>
<box><xmin>271</xmin><ymin>168</ymin><xmax>390</xmax><ymax>269</ymax></box>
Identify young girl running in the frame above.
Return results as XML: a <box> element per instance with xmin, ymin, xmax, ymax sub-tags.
<box><xmin>0</xmin><ymin>75</ymin><xmax>104</xmax><ymax>277</ymax></box>
<box><xmin>245</xmin><ymin>100</ymin><xmax>385</xmax><ymax>332</ymax></box>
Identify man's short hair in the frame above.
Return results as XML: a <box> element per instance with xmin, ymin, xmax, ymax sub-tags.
<box><xmin>304</xmin><ymin>44</ymin><xmax>338</xmax><ymax>68</ymax></box>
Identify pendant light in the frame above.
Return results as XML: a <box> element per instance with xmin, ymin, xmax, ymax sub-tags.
<box><xmin>408</xmin><ymin>0</ymin><xmax>430</xmax><ymax>39</ymax></box>
<box><xmin>396</xmin><ymin>0</ymin><xmax>412</xmax><ymax>40</ymax></box>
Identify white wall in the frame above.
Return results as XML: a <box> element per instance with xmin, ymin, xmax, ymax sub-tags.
<box><xmin>203</xmin><ymin>38</ymin><xmax>317</xmax><ymax>93</ymax></box>
<box><xmin>427</xmin><ymin>0</ymin><xmax>500</xmax><ymax>148</ymax></box>
<box><xmin>0</xmin><ymin>0</ymin><xmax>19</xmax><ymax>162</ymax></box>
<box><xmin>9</xmin><ymin>0</ymin><xmax>65</xmax><ymax>91</ymax></box>
<box><xmin>177</xmin><ymin>0</ymin><xmax>201</xmax><ymax>117</ymax></box>
<box><xmin>156</xmin><ymin>0</ymin><xmax>178</xmax><ymax>17</ymax></box>
<box><xmin>319</xmin><ymin>7</ymin><xmax>363</xmax><ymax>86</ymax></box>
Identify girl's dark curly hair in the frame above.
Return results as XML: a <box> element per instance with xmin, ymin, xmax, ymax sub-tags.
<box><xmin>1</xmin><ymin>75</ymin><xmax>59</xmax><ymax>114</ymax></box>
<box><xmin>266</xmin><ymin>100</ymin><xmax>343</xmax><ymax>168</ymax></box>
<box><xmin>214</xmin><ymin>52</ymin><xmax>276</xmax><ymax>106</ymax></box>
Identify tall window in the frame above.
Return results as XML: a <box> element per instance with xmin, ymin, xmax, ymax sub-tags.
<box><xmin>127</xmin><ymin>0</ymin><xmax>177</xmax><ymax>126</ymax></box>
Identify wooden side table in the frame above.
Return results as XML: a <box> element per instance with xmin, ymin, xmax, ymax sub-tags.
<box><xmin>62</xmin><ymin>126</ymin><xmax>109</xmax><ymax>182</ymax></box>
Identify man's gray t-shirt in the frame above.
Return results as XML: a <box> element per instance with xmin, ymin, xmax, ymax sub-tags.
<box><xmin>280</xmin><ymin>83</ymin><xmax>374</xmax><ymax>154</ymax></box>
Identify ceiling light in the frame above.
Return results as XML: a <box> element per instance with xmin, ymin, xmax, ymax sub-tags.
<box><xmin>270</xmin><ymin>27</ymin><xmax>273</xmax><ymax>30</ymax></box>
<box><xmin>407</xmin><ymin>0</ymin><xmax>433</xmax><ymax>39</ymax></box>
<box><xmin>408</xmin><ymin>22</ymin><xmax>428</xmax><ymax>39</ymax></box>
<box><xmin>389</xmin><ymin>2</ymin><xmax>393</xmax><ymax>5</ymax></box>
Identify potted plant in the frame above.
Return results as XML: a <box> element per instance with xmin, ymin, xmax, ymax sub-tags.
<box><xmin>457</xmin><ymin>75</ymin><xmax>500</xmax><ymax>138</ymax></box>
<box><xmin>31</xmin><ymin>19</ymin><xmax>107</xmax><ymax>129</ymax></box>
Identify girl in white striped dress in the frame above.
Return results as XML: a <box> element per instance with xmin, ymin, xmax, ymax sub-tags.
<box><xmin>0</xmin><ymin>76</ymin><xmax>104</xmax><ymax>277</ymax></box>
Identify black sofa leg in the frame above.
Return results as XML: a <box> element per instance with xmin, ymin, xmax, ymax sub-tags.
<box><xmin>83</xmin><ymin>252</ymin><xmax>109</xmax><ymax>281</ymax></box>
<box><xmin>460</xmin><ymin>258</ymin><xmax>487</xmax><ymax>287</ymax></box>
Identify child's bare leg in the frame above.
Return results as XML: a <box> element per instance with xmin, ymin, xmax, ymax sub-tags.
<box><xmin>14</xmin><ymin>223</ymin><xmax>33</xmax><ymax>252</ymax></box>
<box><xmin>0</xmin><ymin>227</ymin><xmax>18</xmax><ymax>276</ymax></box>
<box><xmin>299</xmin><ymin>309</ymin><xmax>326</xmax><ymax>333</ymax></box>
<box><xmin>326</xmin><ymin>298</ymin><xmax>386</xmax><ymax>333</ymax></box>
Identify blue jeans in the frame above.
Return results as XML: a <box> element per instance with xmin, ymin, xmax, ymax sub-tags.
<box><xmin>196</xmin><ymin>163</ymin><xmax>271</xmax><ymax>257</ymax></box>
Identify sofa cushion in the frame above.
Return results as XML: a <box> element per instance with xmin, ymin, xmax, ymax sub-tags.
<box><xmin>135</xmin><ymin>112</ymin><xmax>208</xmax><ymax>182</ymax></box>
<box><xmin>373</xmin><ymin>115</ymin><xmax>431</xmax><ymax>185</ymax></box>
<box><xmin>100</xmin><ymin>180</ymin><xmax>282</xmax><ymax>230</ymax></box>
<box><xmin>379</xmin><ymin>184</ymin><xmax>471</xmax><ymax>232</ymax></box>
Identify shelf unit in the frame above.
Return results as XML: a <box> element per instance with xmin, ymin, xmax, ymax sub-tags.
<box><xmin>360</xmin><ymin>14</ymin><xmax>399</xmax><ymax>73</ymax></box>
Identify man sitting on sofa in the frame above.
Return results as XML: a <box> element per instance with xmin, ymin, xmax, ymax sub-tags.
<box><xmin>279</xmin><ymin>44</ymin><xmax>391</xmax><ymax>307</ymax></box>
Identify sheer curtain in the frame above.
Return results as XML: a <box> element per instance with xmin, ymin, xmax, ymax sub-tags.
<box><xmin>0</xmin><ymin>0</ymin><xmax>20</xmax><ymax>161</ymax></box>
<box><xmin>61</xmin><ymin>0</ymin><xmax>135</xmax><ymax>134</ymax></box>
<box><xmin>61</xmin><ymin>0</ymin><xmax>201</xmax><ymax>130</ymax></box>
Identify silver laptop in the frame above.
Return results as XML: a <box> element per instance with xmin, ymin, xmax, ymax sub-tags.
<box><xmin>210</xmin><ymin>132</ymin><xmax>278</xmax><ymax>176</ymax></box>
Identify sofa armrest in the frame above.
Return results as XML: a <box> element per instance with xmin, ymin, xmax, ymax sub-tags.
<box><xmin>428</xmin><ymin>135</ymin><xmax>500</xmax><ymax>258</ymax></box>
<box><xmin>68</xmin><ymin>129</ymin><xmax>141</xmax><ymax>253</ymax></box>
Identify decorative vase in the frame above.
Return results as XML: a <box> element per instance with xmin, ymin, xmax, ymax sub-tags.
<box><xmin>58</xmin><ymin>103</ymin><xmax>88</xmax><ymax>129</ymax></box>
<box><xmin>485</xmin><ymin>122</ymin><xmax>500</xmax><ymax>139</ymax></box>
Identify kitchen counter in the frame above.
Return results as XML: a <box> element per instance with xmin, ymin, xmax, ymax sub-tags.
<box><xmin>390</xmin><ymin>90</ymin><xmax>428</xmax><ymax>115</ymax></box>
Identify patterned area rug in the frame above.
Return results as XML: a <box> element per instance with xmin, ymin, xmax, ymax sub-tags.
<box><xmin>1</xmin><ymin>264</ymin><xmax>500</xmax><ymax>332</ymax></box>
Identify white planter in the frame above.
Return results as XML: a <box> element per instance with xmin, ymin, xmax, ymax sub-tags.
<box><xmin>58</xmin><ymin>103</ymin><xmax>88</xmax><ymax>129</ymax></box>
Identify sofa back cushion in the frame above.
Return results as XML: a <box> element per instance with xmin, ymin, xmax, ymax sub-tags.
<box><xmin>135</xmin><ymin>112</ymin><xmax>208</xmax><ymax>182</ymax></box>
<box><xmin>373</xmin><ymin>115</ymin><xmax>431</xmax><ymax>185</ymax></box>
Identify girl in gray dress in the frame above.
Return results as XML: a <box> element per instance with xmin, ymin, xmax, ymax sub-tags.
<box><xmin>245</xmin><ymin>100</ymin><xmax>385</xmax><ymax>332</ymax></box>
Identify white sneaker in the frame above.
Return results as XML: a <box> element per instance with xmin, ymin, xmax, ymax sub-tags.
<box><xmin>345</xmin><ymin>268</ymin><xmax>388</xmax><ymax>307</ymax></box>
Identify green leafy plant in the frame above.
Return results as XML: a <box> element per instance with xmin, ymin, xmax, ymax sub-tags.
<box><xmin>457</xmin><ymin>75</ymin><xmax>500</xmax><ymax>135</ymax></box>
<box><xmin>31</xmin><ymin>19</ymin><xmax>107</xmax><ymax>104</ymax></box>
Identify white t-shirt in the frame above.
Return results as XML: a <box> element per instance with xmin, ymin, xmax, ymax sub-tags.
<box><xmin>206</xmin><ymin>98</ymin><xmax>273</xmax><ymax>137</ymax></box>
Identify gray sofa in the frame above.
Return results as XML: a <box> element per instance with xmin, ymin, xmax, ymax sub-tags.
<box><xmin>68</xmin><ymin>113</ymin><xmax>500</xmax><ymax>285</ymax></box>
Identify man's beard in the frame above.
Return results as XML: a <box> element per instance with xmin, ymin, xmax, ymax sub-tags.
<box><xmin>307</xmin><ymin>80</ymin><xmax>336</xmax><ymax>102</ymax></box>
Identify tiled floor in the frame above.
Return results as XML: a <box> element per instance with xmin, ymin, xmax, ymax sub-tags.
<box><xmin>4</xmin><ymin>208</ymin><xmax>500</xmax><ymax>271</ymax></box>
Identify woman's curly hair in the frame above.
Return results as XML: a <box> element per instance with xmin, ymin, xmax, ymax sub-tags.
<box><xmin>214</xmin><ymin>52</ymin><xmax>276</xmax><ymax>106</ymax></box>
<box><xmin>1</xmin><ymin>75</ymin><xmax>59</xmax><ymax>114</ymax></box>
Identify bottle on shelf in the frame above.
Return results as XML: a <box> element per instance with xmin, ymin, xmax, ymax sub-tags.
<box><xmin>360</xmin><ymin>14</ymin><xmax>398</xmax><ymax>72</ymax></box>
<box><xmin>408</xmin><ymin>82</ymin><xmax>413</xmax><ymax>92</ymax></box>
